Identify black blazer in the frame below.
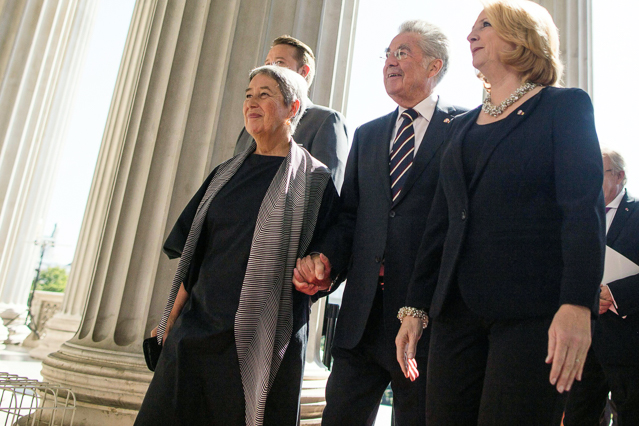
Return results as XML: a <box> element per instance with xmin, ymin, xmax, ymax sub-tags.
<box><xmin>406</xmin><ymin>87</ymin><xmax>605</xmax><ymax>321</ymax></box>
<box><xmin>319</xmin><ymin>99</ymin><xmax>466</xmax><ymax>354</ymax></box>
<box><xmin>593</xmin><ymin>191</ymin><xmax>639</xmax><ymax>365</ymax></box>
<box><xmin>234</xmin><ymin>101</ymin><xmax>349</xmax><ymax>191</ymax></box>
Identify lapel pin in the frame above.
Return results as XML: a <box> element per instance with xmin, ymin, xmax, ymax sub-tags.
<box><xmin>626</xmin><ymin>208</ymin><xmax>629</xmax><ymax>211</ymax></box>
<box><xmin>517</xmin><ymin>110</ymin><xmax>525</xmax><ymax>115</ymax></box>
<box><xmin>443</xmin><ymin>118</ymin><xmax>451</xmax><ymax>123</ymax></box>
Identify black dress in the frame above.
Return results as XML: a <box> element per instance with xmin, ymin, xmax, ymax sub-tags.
<box><xmin>135</xmin><ymin>154</ymin><xmax>338</xmax><ymax>426</ymax></box>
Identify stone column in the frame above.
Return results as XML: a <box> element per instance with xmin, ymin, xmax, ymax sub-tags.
<box><xmin>27</xmin><ymin>0</ymin><xmax>101</xmax><ymax>357</ymax></box>
<box><xmin>40</xmin><ymin>0</ymin><xmax>358</xmax><ymax>424</ymax></box>
<box><xmin>535</xmin><ymin>0</ymin><xmax>593</xmax><ymax>94</ymax></box>
<box><xmin>0</xmin><ymin>0</ymin><xmax>98</xmax><ymax>344</ymax></box>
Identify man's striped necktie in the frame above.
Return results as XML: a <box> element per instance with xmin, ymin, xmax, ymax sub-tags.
<box><xmin>390</xmin><ymin>108</ymin><xmax>418</xmax><ymax>202</ymax></box>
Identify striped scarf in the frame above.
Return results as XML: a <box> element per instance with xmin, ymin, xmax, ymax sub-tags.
<box><xmin>157</xmin><ymin>139</ymin><xmax>330</xmax><ymax>426</ymax></box>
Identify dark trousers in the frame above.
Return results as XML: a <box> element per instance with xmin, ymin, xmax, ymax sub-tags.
<box><xmin>564</xmin><ymin>347</ymin><xmax>639</xmax><ymax>426</ymax></box>
<box><xmin>322</xmin><ymin>287</ymin><xmax>427</xmax><ymax>426</ymax></box>
<box><xmin>426</xmin><ymin>291</ymin><xmax>565</xmax><ymax>426</ymax></box>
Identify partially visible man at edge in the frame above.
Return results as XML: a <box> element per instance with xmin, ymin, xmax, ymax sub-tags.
<box><xmin>564</xmin><ymin>147</ymin><xmax>639</xmax><ymax>425</ymax></box>
<box><xmin>234</xmin><ymin>35</ymin><xmax>348</xmax><ymax>191</ymax></box>
<box><xmin>292</xmin><ymin>21</ymin><xmax>467</xmax><ymax>425</ymax></box>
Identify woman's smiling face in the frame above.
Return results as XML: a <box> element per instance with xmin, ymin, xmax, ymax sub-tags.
<box><xmin>243</xmin><ymin>73</ymin><xmax>292</xmax><ymax>140</ymax></box>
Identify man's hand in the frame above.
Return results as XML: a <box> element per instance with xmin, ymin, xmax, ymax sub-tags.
<box><xmin>395</xmin><ymin>316</ymin><xmax>423</xmax><ymax>381</ymax></box>
<box><xmin>292</xmin><ymin>253</ymin><xmax>332</xmax><ymax>295</ymax></box>
<box><xmin>599</xmin><ymin>285</ymin><xmax>613</xmax><ymax>315</ymax></box>
<box><xmin>546</xmin><ymin>304</ymin><xmax>591</xmax><ymax>393</ymax></box>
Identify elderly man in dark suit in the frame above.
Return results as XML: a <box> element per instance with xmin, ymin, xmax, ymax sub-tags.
<box><xmin>564</xmin><ymin>148</ymin><xmax>639</xmax><ymax>425</ymax></box>
<box><xmin>234</xmin><ymin>35</ymin><xmax>348</xmax><ymax>190</ymax></box>
<box><xmin>293</xmin><ymin>21</ymin><xmax>466</xmax><ymax>425</ymax></box>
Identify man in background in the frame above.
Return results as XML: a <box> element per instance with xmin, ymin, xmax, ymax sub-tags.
<box><xmin>564</xmin><ymin>147</ymin><xmax>639</xmax><ymax>425</ymax></box>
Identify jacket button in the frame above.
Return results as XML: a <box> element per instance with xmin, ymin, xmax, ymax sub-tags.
<box><xmin>375</xmin><ymin>256</ymin><xmax>381</xmax><ymax>263</ymax></box>
<box><xmin>461</xmin><ymin>210</ymin><xmax>467</xmax><ymax>220</ymax></box>
<box><xmin>389</xmin><ymin>210</ymin><xmax>396</xmax><ymax>218</ymax></box>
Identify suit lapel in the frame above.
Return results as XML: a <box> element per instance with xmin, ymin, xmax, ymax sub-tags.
<box><xmin>607</xmin><ymin>192</ymin><xmax>635</xmax><ymax>245</ymax></box>
<box><xmin>375</xmin><ymin>109</ymin><xmax>398</xmax><ymax>203</ymax></box>
<box><xmin>468</xmin><ymin>89</ymin><xmax>544</xmax><ymax>192</ymax></box>
<box><xmin>392</xmin><ymin>103</ymin><xmax>455</xmax><ymax>206</ymax></box>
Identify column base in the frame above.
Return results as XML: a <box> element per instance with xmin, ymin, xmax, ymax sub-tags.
<box><xmin>41</xmin><ymin>341</ymin><xmax>152</xmax><ymax>426</ymax></box>
<box><xmin>58</xmin><ymin>399</ymin><xmax>140</xmax><ymax>426</ymax></box>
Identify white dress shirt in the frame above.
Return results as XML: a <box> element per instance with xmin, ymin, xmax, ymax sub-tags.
<box><xmin>604</xmin><ymin>187</ymin><xmax>626</xmax><ymax>311</ymax></box>
<box><xmin>605</xmin><ymin>187</ymin><xmax>625</xmax><ymax>233</ymax></box>
<box><xmin>389</xmin><ymin>93</ymin><xmax>438</xmax><ymax>154</ymax></box>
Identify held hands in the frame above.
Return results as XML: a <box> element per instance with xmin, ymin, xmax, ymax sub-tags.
<box><xmin>395</xmin><ymin>316</ymin><xmax>423</xmax><ymax>382</ymax></box>
<box><xmin>546</xmin><ymin>304</ymin><xmax>591</xmax><ymax>393</ymax></box>
<box><xmin>292</xmin><ymin>253</ymin><xmax>332</xmax><ymax>295</ymax></box>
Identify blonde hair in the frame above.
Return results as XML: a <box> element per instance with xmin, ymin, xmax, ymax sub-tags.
<box><xmin>480</xmin><ymin>0</ymin><xmax>563</xmax><ymax>87</ymax></box>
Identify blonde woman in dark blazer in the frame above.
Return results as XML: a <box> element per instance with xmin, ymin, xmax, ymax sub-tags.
<box><xmin>396</xmin><ymin>1</ymin><xmax>605</xmax><ymax>424</ymax></box>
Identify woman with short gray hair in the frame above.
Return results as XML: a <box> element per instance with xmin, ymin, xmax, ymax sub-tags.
<box><xmin>135</xmin><ymin>65</ymin><xmax>338</xmax><ymax>426</ymax></box>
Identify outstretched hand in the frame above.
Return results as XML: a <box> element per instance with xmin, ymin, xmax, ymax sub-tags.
<box><xmin>292</xmin><ymin>253</ymin><xmax>332</xmax><ymax>295</ymax></box>
<box><xmin>395</xmin><ymin>316</ymin><xmax>423</xmax><ymax>381</ymax></box>
<box><xmin>546</xmin><ymin>304</ymin><xmax>591</xmax><ymax>393</ymax></box>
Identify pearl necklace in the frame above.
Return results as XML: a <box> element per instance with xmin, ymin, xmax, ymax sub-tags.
<box><xmin>482</xmin><ymin>82</ymin><xmax>539</xmax><ymax>117</ymax></box>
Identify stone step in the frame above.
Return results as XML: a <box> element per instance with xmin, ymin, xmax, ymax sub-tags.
<box><xmin>300</xmin><ymin>401</ymin><xmax>326</xmax><ymax>420</ymax></box>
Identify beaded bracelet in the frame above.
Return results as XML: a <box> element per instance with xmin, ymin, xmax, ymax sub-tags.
<box><xmin>397</xmin><ymin>307</ymin><xmax>429</xmax><ymax>329</ymax></box>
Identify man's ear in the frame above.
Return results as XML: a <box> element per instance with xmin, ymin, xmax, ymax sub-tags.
<box><xmin>298</xmin><ymin>64</ymin><xmax>311</xmax><ymax>79</ymax></box>
<box><xmin>618</xmin><ymin>170</ymin><xmax>626</xmax><ymax>185</ymax></box>
<box><xmin>427</xmin><ymin>59</ymin><xmax>443</xmax><ymax>79</ymax></box>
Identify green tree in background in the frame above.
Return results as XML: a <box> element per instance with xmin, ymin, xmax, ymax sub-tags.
<box><xmin>35</xmin><ymin>266</ymin><xmax>68</xmax><ymax>292</ymax></box>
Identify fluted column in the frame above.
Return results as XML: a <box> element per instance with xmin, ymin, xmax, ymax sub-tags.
<box><xmin>27</xmin><ymin>0</ymin><xmax>101</xmax><ymax>357</ymax></box>
<box><xmin>535</xmin><ymin>0</ymin><xmax>593</xmax><ymax>94</ymax></box>
<box><xmin>0</xmin><ymin>0</ymin><xmax>98</xmax><ymax>343</ymax></box>
<box><xmin>40</xmin><ymin>0</ymin><xmax>357</xmax><ymax>424</ymax></box>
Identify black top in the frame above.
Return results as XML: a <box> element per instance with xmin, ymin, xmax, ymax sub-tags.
<box><xmin>179</xmin><ymin>154</ymin><xmax>284</xmax><ymax>334</ymax></box>
<box><xmin>175</xmin><ymin>153</ymin><xmax>338</xmax><ymax>335</ymax></box>
<box><xmin>462</xmin><ymin>120</ymin><xmax>497</xmax><ymax>185</ymax></box>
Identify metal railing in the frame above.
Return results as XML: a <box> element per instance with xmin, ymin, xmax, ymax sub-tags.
<box><xmin>0</xmin><ymin>373</ymin><xmax>75</xmax><ymax>426</ymax></box>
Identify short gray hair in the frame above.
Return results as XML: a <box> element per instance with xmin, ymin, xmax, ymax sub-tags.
<box><xmin>398</xmin><ymin>20</ymin><xmax>450</xmax><ymax>84</ymax></box>
<box><xmin>248</xmin><ymin>65</ymin><xmax>308</xmax><ymax>134</ymax></box>
<box><xmin>601</xmin><ymin>146</ymin><xmax>628</xmax><ymax>186</ymax></box>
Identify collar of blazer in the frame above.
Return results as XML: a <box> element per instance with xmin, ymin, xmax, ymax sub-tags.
<box><xmin>388</xmin><ymin>99</ymin><xmax>460</xmax><ymax>207</ymax></box>
<box><xmin>448</xmin><ymin>87</ymin><xmax>546</xmax><ymax>194</ymax></box>
<box><xmin>607</xmin><ymin>191</ymin><xmax>637</xmax><ymax>245</ymax></box>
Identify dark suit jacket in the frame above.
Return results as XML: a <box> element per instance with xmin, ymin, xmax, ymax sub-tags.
<box><xmin>406</xmin><ymin>87</ymin><xmax>605</xmax><ymax>321</ymax></box>
<box><xmin>318</xmin><ymin>99</ymin><xmax>466</xmax><ymax>355</ymax></box>
<box><xmin>593</xmin><ymin>191</ymin><xmax>639</xmax><ymax>365</ymax></box>
<box><xmin>234</xmin><ymin>101</ymin><xmax>349</xmax><ymax>191</ymax></box>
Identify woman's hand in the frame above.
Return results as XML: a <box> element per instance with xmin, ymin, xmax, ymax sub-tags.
<box><xmin>162</xmin><ymin>317</ymin><xmax>176</xmax><ymax>345</ymax></box>
<box><xmin>546</xmin><ymin>304</ymin><xmax>591</xmax><ymax>393</ymax></box>
<box><xmin>150</xmin><ymin>317</ymin><xmax>176</xmax><ymax>345</ymax></box>
<box><xmin>395</xmin><ymin>316</ymin><xmax>423</xmax><ymax>381</ymax></box>
<box><xmin>292</xmin><ymin>253</ymin><xmax>332</xmax><ymax>295</ymax></box>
